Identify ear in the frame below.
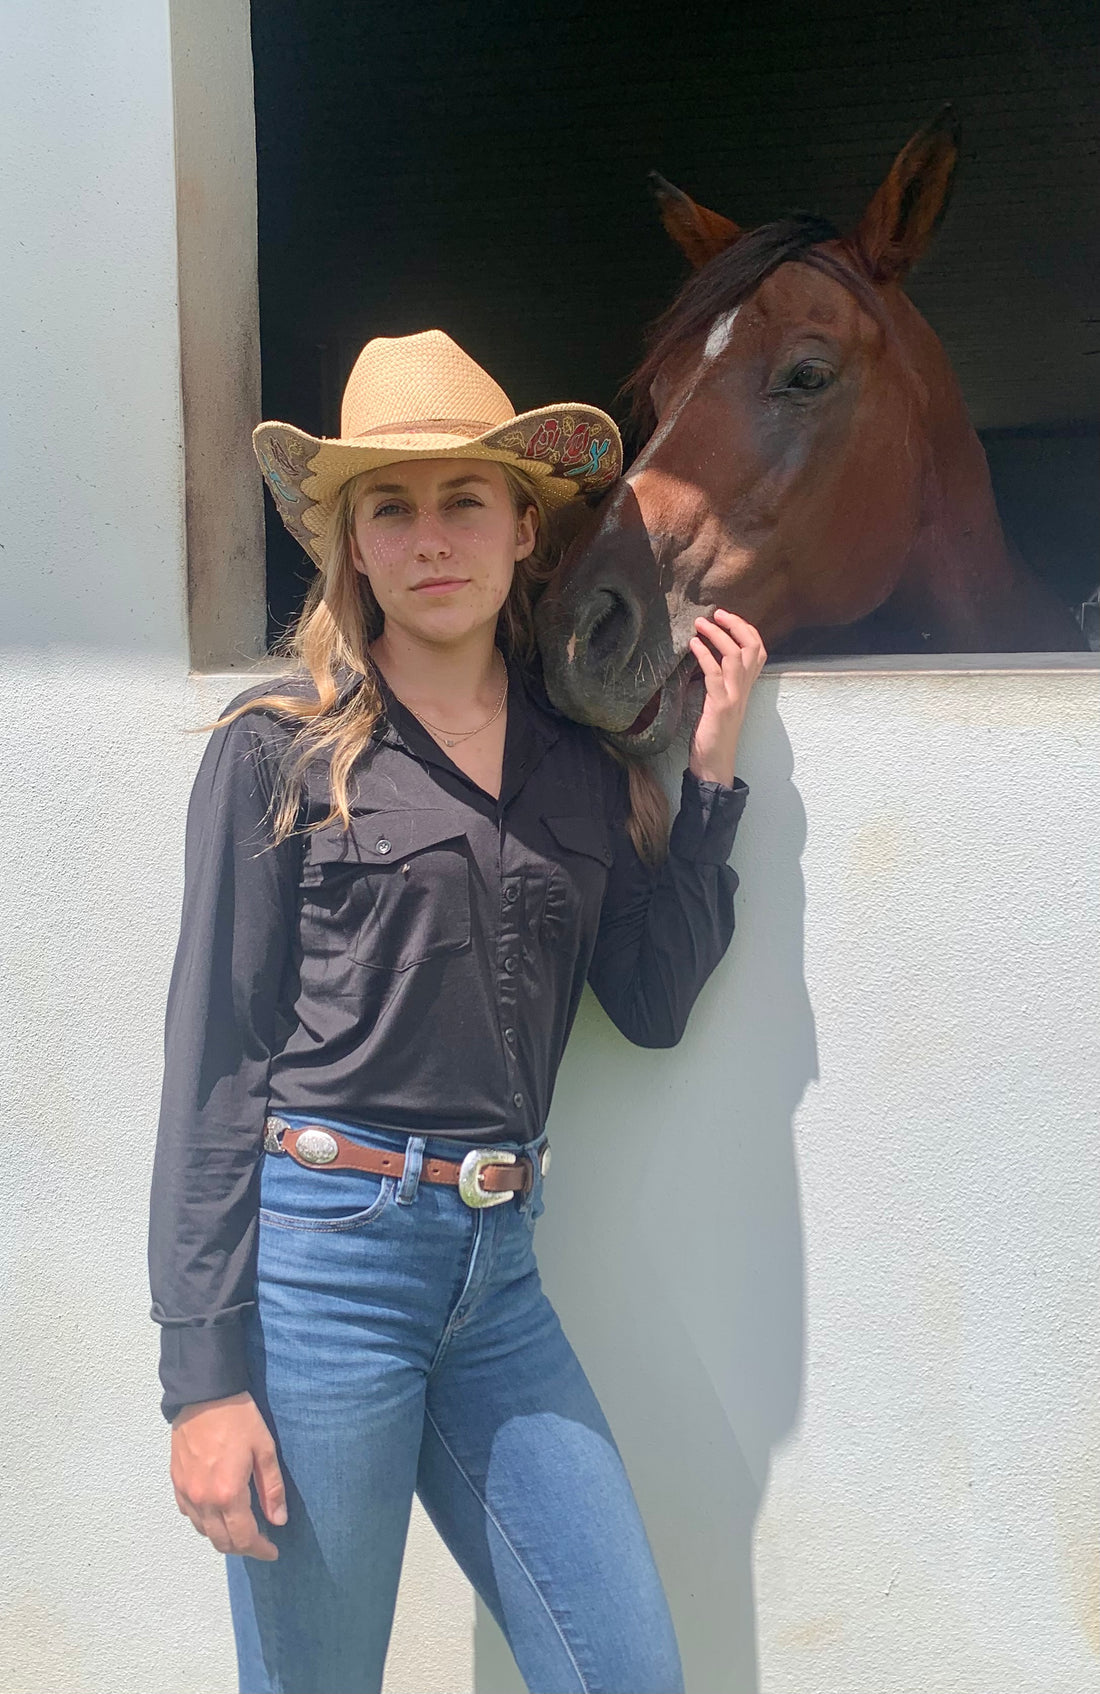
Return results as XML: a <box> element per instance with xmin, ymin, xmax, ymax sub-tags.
<box><xmin>649</xmin><ymin>171</ymin><xmax>742</xmax><ymax>269</ymax></box>
<box><xmin>852</xmin><ymin>106</ymin><xmax>960</xmax><ymax>281</ymax></box>
<box><xmin>514</xmin><ymin>502</ymin><xmax>538</xmax><ymax>562</ymax></box>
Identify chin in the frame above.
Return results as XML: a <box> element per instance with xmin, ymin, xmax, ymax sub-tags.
<box><xmin>601</xmin><ymin>658</ymin><xmax>702</xmax><ymax>758</ymax></box>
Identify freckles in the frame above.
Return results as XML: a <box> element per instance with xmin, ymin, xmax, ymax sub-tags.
<box><xmin>361</xmin><ymin>534</ymin><xmax>406</xmax><ymax>573</ymax></box>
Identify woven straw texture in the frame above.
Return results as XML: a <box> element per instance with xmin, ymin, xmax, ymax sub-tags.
<box><xmin>253</xmin><ymin>330</ymin><xmax>622</xmax><ymax>564</ymax></box>
<box><xmin>339</xmin><ymin>330</ymin><xmax>514</xmax><ymax>437</ymax></box>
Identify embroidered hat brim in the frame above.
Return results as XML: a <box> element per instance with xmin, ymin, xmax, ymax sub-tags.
<box><xmin>252</xmin><ymin>331</ymin><xmax>623</xmax><ymax>566</ymax></box>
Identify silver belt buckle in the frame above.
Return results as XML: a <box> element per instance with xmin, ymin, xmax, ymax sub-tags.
<box><xmin>458</xmin><ymin>1148</ymin><xmax>517</xmax><ymax>1209</ymax></box>
<box><xmin>263</xmin><ymin>1115</ymin><xmax>291</xmax><ymax>1154</ymax></box>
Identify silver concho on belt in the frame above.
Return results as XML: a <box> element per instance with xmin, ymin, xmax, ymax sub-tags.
<box><xmin>263</xmin><ymin>1115</ymin><xmax>291</xmax><ymax>1154</ymax></box>
<box><xmin>294</xmin><ymin>1128</ymin><xmax>339</xmax><ymax>1165</ymax></box>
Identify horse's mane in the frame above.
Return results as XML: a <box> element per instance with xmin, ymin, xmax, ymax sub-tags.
<box><xmin>626</xmin><ymin>213</ymin><xmax>885</xmax><ymax>439</ymax></box>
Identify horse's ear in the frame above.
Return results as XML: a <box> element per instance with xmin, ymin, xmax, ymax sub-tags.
<box><xmin>649</xmin><ymin>171</ymin><xmax>742</xmax><ymax>269</ymax></box>
<box><xmin>852</xmin><ymin>106</ymin><xmax>961</xmax><ymax>281</ymax></box>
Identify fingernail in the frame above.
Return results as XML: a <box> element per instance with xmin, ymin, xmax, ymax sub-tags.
<box><xmin>273</xmin><ymin>1506</ymin><xmax>287</xmax><ymax>1525</ymax></box>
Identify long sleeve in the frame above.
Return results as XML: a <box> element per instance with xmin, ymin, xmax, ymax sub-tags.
<box><xmin>586</xmin><ymin>766</ymin><xmax>748</xmax><ymax>1048</ymax></box>
<box><xmin>149</xmin><ymin>702</ymin><xmax>302</xmax><ymax>1422</ymax></box>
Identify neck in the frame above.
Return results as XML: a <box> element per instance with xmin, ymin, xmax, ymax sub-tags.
<box><xmin>895</xmin><ymin>423</ymin><xmax>1014</xmax><ymax>649</ymax></box>
<box><xmin>884</xmin><ymin>295</ymin><xmax>1079</xmax><ymax>652</ymax></box>
<box><xmin>370</xmin><ymin>624</ymin><xmax>504</xmax><ymax>715</ymax></box>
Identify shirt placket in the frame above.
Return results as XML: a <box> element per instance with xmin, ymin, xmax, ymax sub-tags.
<box><xmin>496</xmin><ymin>813</ymin><xmax>526</xmax><ymax>1126</ymax></box>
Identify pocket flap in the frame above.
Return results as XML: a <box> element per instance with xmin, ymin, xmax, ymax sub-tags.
<box><xmin>307</xmin><ymin>809</ymin><xmax>467</xmax><ymax>869</ymax></box>
<box><xmin>543</xmin><ymin>814</ymin><xmax>613</xmax><ymax>866</ymax></box>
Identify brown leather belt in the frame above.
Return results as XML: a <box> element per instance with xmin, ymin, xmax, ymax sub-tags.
<box><xmin>263</xmin><ymin>1117</ymin><xmax>549</xmax><ymax>1210</ymax></box>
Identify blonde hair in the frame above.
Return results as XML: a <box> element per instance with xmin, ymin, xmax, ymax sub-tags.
<box><xmin>212</xmin><ymin>462</ymin><xmax>669</xmax><ymax>863</ymax></box>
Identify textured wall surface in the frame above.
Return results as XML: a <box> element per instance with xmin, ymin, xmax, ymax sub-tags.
<box><xmin>492</xmin><ymin>664</ymin><xmax>1099</xmax><ymax>1694</ymax></box>
<box><xmin>2</xmin><ymin>3</ymin><xmax>1097</xmax><ymax>1693</ymax></box>
<box><xmin>0</xmin><ymin>4</ymin><xmax>471</xmax><ymax>1691</ymax></box>
<box><xmin>3</xmin><ymin>657</ymin><xmax>1096</xmax><ymax>1694</ymax></box>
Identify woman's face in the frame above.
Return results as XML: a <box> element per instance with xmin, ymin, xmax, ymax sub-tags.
<box><xmin>348</xmin><ymin>458</ymin><xmax>536</xmax><ymax>647</ymax></box>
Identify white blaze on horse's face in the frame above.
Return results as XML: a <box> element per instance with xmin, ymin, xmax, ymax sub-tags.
<box><xmin>620</xmin><ymin>308</ymin><xmax>741</xmax><ymax>496</ymax></box>
<box><xmin>702</xmin><ymin>308</ymin><xmax>739</xmax><ymax>363</ymax></box>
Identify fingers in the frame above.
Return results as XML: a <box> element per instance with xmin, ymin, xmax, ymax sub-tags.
<box><xmin>693</xmin><ymin>609</ymin><xmax>767</xmax><ymax>682</ymax></box>
<box><xmin>210</xmin><ymin>1497</ymin><xmax>280</xmax><ymax>1561</ymax></box>
<box><xmin>184</xmin><ymin>1490</ymin><xmax>279</xmax><ymax>1560</ymax></box>
<box><xmin>253</xmin><ymin>1441</ymin><xmax>288</xmax><ymax>1528</ymax></box>
<box><xmin>693</xmin><ymin>618</ymin><xmax>740</xmax><ymax>660</ymax></box>
<box><xmin>693</xmin><ymin>615</ymin><xmax>764</xmax><ymax>669</ymax></box>
<box><xmin>169</xmin><ymin>1396</ymin><xmax>284</xmax><ymax>1561</ymax></box>
<box><xmin>173</xmin><ymin>1480</ymin><xmax>206</xmax><ymax>1538</ymax></box>
<box><xmin>688</xmin><ymin>632</ymin><xmax>724</xmax><ymax>678</ymax></box>
<box><xmin>174</xmin><ymin>1466</ymin><xmax>274</xmax><ymax>1555</ymax></box>
<box><xmin>712</xmin><ymin>606</ymin><xmax>767</xmax><ymax>659</ymax></box>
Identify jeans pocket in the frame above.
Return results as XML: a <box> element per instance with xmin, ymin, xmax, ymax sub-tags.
<box><xmin>259</xmin><ymin>1157</ymin><xmax>396</xmax><ymax>1233</ymax></box>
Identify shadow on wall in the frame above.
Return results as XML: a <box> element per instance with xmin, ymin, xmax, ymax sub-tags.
<box><xmin>473</xmin><ymin>689</ymin><xmax>816</xmax><ymax>1693</ymax></box>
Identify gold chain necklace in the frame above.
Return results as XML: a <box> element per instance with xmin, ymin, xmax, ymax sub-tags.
<box><xmin>397</xmin><ymin>655</ymin><xmax>508</xmax><ymax>749</ymax></box>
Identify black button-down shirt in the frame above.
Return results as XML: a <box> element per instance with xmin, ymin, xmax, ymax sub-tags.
<box><xmin>149</xmin><ymin>655</ymin><xmax>748</xmax><ymax>1419</ymax></box>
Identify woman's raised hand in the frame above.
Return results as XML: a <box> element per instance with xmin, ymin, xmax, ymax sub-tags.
<box><xmin>170</xmin><ymin>1392</ymin><xmax>287</xmax><ymax>1560</ymax></box>
<box><xmin>687</xmin><ymin>608</ymin><xmax>767</xmax><ymax>789</ymax></box>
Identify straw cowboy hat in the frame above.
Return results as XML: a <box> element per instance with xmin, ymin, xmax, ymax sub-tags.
<box><xmin>253</xmin><ymin>329</ymin><xmax>623</xmax><ymax>565</ymax></box>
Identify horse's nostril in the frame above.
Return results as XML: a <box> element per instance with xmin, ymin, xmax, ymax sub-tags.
<box><xmin>578</xmin><ymin>589</ymin><xmax>636</xmax><ymax>668</ymax></box>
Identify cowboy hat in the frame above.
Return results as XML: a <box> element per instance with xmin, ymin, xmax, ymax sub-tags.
<box><xmin>253</xmin><ymin>329</ymin><xmax>623</xmax><ymax>565</ymax></box>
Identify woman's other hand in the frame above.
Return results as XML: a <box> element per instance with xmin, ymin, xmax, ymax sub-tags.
<box><xmin>687</xmin><ymin>609</ymin><xmax>767</xmax><ymax>788</ymax></box>
<box><xmin>170</xmin><ymin>1392</ymin><xmax>287</xmax><ymax>1560</ymax></box>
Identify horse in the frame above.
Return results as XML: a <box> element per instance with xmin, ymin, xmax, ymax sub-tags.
<box><xmin>535</xmin><ymin>109</ymin><xmax>1087</xmax><ymax>754</ymax></box>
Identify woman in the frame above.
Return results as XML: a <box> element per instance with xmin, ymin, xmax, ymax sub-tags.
<box><xmin>149</xmin><ymin>329</ymin><xmax>766</xmax><ymax>1694</ymax></box>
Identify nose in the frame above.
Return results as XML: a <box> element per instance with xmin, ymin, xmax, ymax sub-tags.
<box><xmin>537</xmin><ymin>548</ymin><xmax>657</xmax><ymax>726</ymax></box>
<box><xmin>574</xmin><ymin>586</ymin><xmax>642</xmax><ymax>672</ymax></box>
<box><xmin>411</xmin><ymin>509</ymin><xmax>451</xmax><ymax>559</ymax></box>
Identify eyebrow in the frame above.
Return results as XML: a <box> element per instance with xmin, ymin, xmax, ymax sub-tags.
<box><xmin>363</xmin><ymin>473</ymin><xmax>495</xmax><ymax>495</ymax></box>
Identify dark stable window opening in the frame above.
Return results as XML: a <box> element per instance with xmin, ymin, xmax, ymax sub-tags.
<box><xmin>252</xmin><ymin>0</ymin><xmax>1099</xmax><ymax>655</ymax></box>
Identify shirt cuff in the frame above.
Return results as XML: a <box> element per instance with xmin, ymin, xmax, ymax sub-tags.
<box><xmin>668</xmin><ymin>769</ymin><xmax>749</xmax><ymax>865</ymax></box>
<box><xmin>158</xmin><ymin>1319</ymin><xmax>250</xmax><ymax>1424</ymax></box>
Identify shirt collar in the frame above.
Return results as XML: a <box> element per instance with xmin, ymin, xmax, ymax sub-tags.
<box><xmin>352</xmin><ymin>649</ymin><xmax>561</xmax><ymax>795</ymax></box>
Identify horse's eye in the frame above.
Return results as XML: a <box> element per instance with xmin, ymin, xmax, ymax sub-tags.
<box><xmin>786</xmin><ymin>361</ymin><xmax>834</xmax><ymax>392</ymax></box>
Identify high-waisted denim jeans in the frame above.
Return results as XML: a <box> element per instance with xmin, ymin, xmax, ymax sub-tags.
<box><xmin>226</xmin><ymin>1113</ymin><xmax>684</xmax><ymax>1694</ymax></box>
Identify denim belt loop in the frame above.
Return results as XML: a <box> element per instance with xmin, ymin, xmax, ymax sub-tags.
<box><xmin>396</xmin><ymin>1136</ymin><xmax>426</xmax><ymax>1205</ymax></box>
<box><xmin>519</xmin><ymin>1136</ymin><xmax>546</xmax><ymax>1219</ymax></box>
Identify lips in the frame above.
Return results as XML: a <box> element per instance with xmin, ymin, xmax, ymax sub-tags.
<box><xmin>604</xmin><ymin>654</ymin><xmax>697</xmax><ymax>757</ymax></box>
<box><xmin>413</xmin><ymin>577</ymin><xmax>469</xmax><ymax>594</ymax></box>
<box><xmin>624</xmin><ymin>692</ymin><xmax>663</xmax><ymax>736</ymax></box>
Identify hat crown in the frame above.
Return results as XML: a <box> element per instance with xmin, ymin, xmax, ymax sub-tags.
<box><xmin>340</xmin><ymin>330</ymin><xmax>515</xmax><ymax>440</ymax></box>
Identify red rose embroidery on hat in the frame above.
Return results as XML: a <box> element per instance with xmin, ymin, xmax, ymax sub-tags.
<box><xmin>524</xmin><ymin>419</ymin><xmax>561</xmax><ymax>461</ymax></box>
<box><xmin>560</xmin><ymin>423</ymin><xmax>592</xmax><ymax>469</ymax></box>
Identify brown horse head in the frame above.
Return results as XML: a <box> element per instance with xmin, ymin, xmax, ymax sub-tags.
<box><xmin>537</xmin><ymin>109</ymin><xmax>1084</xmax><ymax>752</ymax></box>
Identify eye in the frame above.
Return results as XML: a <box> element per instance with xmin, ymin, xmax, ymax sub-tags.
<box><xmin>782</xmin><ymin>360</ymin><xmax>835</xmax><ymax>394</ymax></box>
<box><xmin>372</xmin><ymin>500</ymin><xmax>407</xmax><ymax>518</ymax></box>
<box><xmin>451</xmin><ymin>495</ymin><xmax>485</xmax><ymax>509</ymax></box>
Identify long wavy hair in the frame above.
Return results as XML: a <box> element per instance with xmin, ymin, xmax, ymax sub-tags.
<box><xmin>211</xmin><ymin>463</ymin><xmax>669</xmax><ymax>864</ymax></box>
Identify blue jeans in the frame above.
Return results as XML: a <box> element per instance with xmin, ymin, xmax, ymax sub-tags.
<box><xmin>226</xmin><ymin>1114</ymin><xmax>684</xmax><ymax>1694</ymax></box>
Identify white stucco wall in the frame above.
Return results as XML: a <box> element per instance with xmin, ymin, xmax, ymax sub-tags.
<box><xmin>1</xmin><ymin>4</ymin><xmax>1097</xmax><ymax>1694</ymax></box>
<box><xmin>503</xmin><ymin>662</ymin><xmax>1100</xmax><ymax>1694</ymax></box>
<box><xmin>0</xmin><ymin>5</ymin><xmax>469</xmax><ymax>1692</ymax></box>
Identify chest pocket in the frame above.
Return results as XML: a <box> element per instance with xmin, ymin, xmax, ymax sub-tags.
<box><xmin>302</xmin><ymin>808</ymin><xmax>471</xmax><ymax>972</ymax></box>
<box><xmin>540</xmin><ymin>814</ymin><xmax>613</xmax><ymax>941</ymax></box>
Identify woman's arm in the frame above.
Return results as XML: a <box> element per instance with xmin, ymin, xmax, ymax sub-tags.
<box><xmin>148</xmin><ymin>697</ymin><xmax>302</xmax><ymax>1423</ymax></box>
<box><xmin>587</xmin><ymin>610</ymin><xmax>765</xmax><ymax>1046</ymax></box>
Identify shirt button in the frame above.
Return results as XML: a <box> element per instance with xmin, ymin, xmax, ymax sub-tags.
<box><xmin>512</xmin><ymin>1092</ymin><xmax>524</xmax><ymax>1109</ymax></box>
<box><xmin>504</xmin><ymin>955</ymin><xmax>518</xmax><ymax>973</ymax></box>
<box><xmin>375</xmin><ymin>838</ymin><xmax>392</xmax><ymax>855</ymax></box>
<box><xmin>503</xmin><ymin>1027</ymin><xmax>516</xmax><ymax>1045</ymax></box>
<box><xmin>504</xmin><ymin>885</ymin><xmax>519</xmax><ymax>904</ymax></box>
